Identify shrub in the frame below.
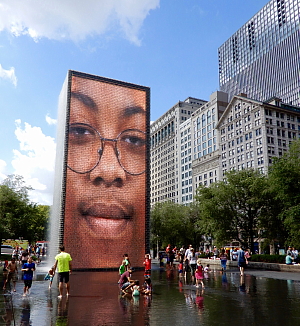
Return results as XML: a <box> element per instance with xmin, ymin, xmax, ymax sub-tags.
<box><xmin>0</xmin><ymin>254</ymin><xmax>12</xmax><ymax>261</ymax></box>
<box><xmin>198</xmin><ymin>253</ymin><xmax>210</xmax><ymax>258</ymax></box>
<box><xmin>251</xmin><ymin>254</ymin><xmax>285</xmax><ymax>264</ymax></box>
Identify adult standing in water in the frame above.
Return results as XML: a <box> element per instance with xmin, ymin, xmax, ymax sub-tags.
<box><xmin>237</xmin><ymin>247</ymin><xmax>247</xmax><ymax>276</ymax></box>
<box><xmin>53</xmin><ymin>245</ymin><xmax>72</xmax><ymax>298</ymax></box>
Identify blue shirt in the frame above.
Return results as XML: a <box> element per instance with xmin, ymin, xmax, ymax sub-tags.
<box><xmin>237</xmin><ymin>250</ymin><xmax>245</xmax><ymax>263</ymax></box>
<box><xmin>23</xmin><ymin>262</ymin><xmax>35</xmax><ymax>280</ymax></box>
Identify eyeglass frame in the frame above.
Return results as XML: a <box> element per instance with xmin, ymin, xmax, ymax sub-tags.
<box><xmin>67</xmin><ymin>122</ymin><xmax>147</xmax><ymax>176</ymax></box>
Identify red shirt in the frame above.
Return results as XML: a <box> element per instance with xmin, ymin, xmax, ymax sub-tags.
<box><xmin>144</xmin><ymin>258</ymin><xmax>151</xmax><ymax>270</ymax></box>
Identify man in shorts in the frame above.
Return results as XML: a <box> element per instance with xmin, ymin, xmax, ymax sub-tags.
<box><xmin>237</xmin><ymin>247</ymin><xmax>247</xmax><ymax>276</ymax></box>
<box><xmin>53</xmin><ymin>245</ymin><xmax>72</xmax><ymax>298</ymax></box>
<box><xmin>3</xmin><ymin>258</ymin><xmax>18</xmax><ymax>292</ymax></box>
<box><xmin>22</xmin><ymin>257</ymin><xmax>35</xmax><ymax>296</ymax></box>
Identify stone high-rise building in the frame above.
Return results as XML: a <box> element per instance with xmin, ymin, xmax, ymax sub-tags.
<box><xmin>150</xmin><ymin>97</ymin><xmax>206</xmax><ymax>206</ymax></box>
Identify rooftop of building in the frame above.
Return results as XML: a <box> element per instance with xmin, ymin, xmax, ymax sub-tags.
<box><xmin>216</xmin><ymin>93</ymin><xmax>300</xmax><ymax>128</ymax></box>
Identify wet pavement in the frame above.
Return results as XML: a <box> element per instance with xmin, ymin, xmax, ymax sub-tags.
<box><xmin>1</xmin><ymin>259</ymin><xmax>300</xmax><ymax>325</ymax></box>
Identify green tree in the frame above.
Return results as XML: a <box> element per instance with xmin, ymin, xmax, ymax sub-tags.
<box><xmin>257</xmin><ymin>177</ymin><xmax>287</xmax><ymax>253</ymax></box>
<box><xmin>195</xmin><ymin>169</ymin><xmax>270</xmax><ymax>252</ymax></box>
<box><xmin>150</xmin><ymin>201</ymin><xmax>193</xmax><ymax>249</ymax></box>
<box><xmin>24</xmin><ymin>204</ymin><xmax>50</xmax><ymax>243</ymax></box>
<box><xmin>0</xmin><ymin>181</ymin><xmax>28</xmax><ymax>241</ymax></box>
<box><xmin>0</xmin><ymin>175</ymin><xmax>50</xmax><ymax>244</ymax></box>
<box><xmin>268</xmin><ymin>139</ymin><xmax>300</xmax><ymax>248</ymax></box>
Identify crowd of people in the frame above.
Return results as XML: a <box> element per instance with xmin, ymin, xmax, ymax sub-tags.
<box><xmin>159</xmin><ymin>244</ymin><xmax>253</xmax><ymax>279</ymax></box>
<box><xmin>2</xmin><ymin>245</ymin><xmax>42</xmax><ymax>296</ymax></box>
<box><xmin>2</xmin><ymin>244</ymin><xmax>72</xmax><ymax>299</ymax></box>
<box><xmin>285</xmin><ymin>246</ymin><xmax>299</xmax><ymax>265</ymax></box>
<box><xmin>6</xmin><ymin>244</ymin><xmax>46</xmax><ymax>266</ymax></box>
<box><xmin>2</xmin><ymin>242</ymin><xmax>298</xmax><ymax>302</ymax></box>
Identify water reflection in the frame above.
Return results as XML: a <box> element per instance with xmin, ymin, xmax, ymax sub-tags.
<box><xmin>2</xmin><ymin>294</ymin><xmax>13</xmax><ymax>326</ymax></box>
<box><xmin>56</xmin><ymin>296</ymin><xmax>69</xmax><ymax>326</ymax></box>
<box><xmin>20</xmin><ymin>299</ymin><xmax>31</xmax><ymax>326</ymax></box>
<box><xmin>66</xmin><ymin>271</ymin><xmax>151</xmax><ymax>325</ymax></box>
<box><xmin>2</xmin><ymin>265</ymin><xmax>300</xmax><ymax>325</ymax></box>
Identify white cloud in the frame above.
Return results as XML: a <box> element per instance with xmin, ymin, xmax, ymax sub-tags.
<box><xmin>12</xmin><ymin>119</ymin><xmax>56</xmax><ymax>205</ymax></box>
<box><xmin>0</xmin><ymin>0</ymin><xmax>160</xmax><ymax>45</ymax></box>
<box><xmin>46</xmin><ymin>114</ymin><xmax>57</xmax><ymax>126</ymax></box>
<box><xmin>0</xmin><ymin>63</ymin><xmax>17</xmax><ymax>86</ymax></box>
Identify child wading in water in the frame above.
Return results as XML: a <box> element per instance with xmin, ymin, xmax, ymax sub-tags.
<box><xmin>178</xmin><ymin>258</ymin><xmax>183</xmax><ymax>278</ymax></box>
<box><xmin>195</xmin><ymin>259</ymin><xmax>205</xmax><ymax>288</ymax></box>
<box><xmin>44</xmin><ymin>267</ymin><xmax>55</xmax><ymax>289</ymax></box>
<box><xmin>118</xmin><ymin>260</ymin><xmax>126</xmax><ymax>283</ymax></box>
<box><xmin>142</xmin><ymin>278</ymin><xmax>152</xmax><ymax>295</ymax></box>
<box><xmin>132</xmin><ymin>280</ymin><xmax>140</xmax><ymax>296</ymax></box>
<box><xmin>143</xmin><ymin>254</ymin><xmax>151</xmax><ymax>278</ymax></box>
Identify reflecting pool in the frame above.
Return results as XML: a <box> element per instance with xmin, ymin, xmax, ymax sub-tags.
<box><xmin>1</xmin><ymin>263</ymin><xmax>300</xmax><ymax>325</ymax></box>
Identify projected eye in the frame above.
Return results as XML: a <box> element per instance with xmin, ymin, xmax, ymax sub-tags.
<box><xmin>69</xmin><ymin>124</ymin><xmax>97</xmax><ymax>145</ymax></box>
<box><xmin>121</xmin><ymin>134</ymin><xmax>146</xmax><ymax>147</ymax></box>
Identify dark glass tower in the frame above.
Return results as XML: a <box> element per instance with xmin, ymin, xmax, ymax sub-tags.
<box><xmin>218</xmin><ymin>0</ymin><xmax>300</xmax><ymax>106</ymax></box>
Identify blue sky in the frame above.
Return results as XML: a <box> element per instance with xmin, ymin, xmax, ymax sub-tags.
<box><xmin>0</xmin><ymin>0</ymin><xmax>268</xmax><ymax>204</ymax></box>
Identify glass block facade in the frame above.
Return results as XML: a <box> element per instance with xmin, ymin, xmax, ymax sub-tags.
<box><xmin>218</xmin><ymin>0</ymin><xmax>300</xmax><ymax>106</ymax></box>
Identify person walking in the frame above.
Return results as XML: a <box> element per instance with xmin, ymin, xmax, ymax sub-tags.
<box><xmin>53</xmin><ymin>245</ymin><xmax>72</xmax><ymax>298</ymax></box>
<box><xmin>22</xmin><ymin>257</ymin><xmax>35</xmax><ymax>296</ymax></box>
<box><xmin>213</xmin><ymin>246</ymin><xmax>219</xmax><ymax>260</ymax></box>
<box><xmin>21</xmin><ymin>249</ymin><xmax>29</xmax><ymax>267</ymax></box>
<box><xmin>237</xmin><ymin>247</ymin><xmax>247</xmax><ymax>276</ymax></box>
<box><xmin>188</xmin><ymin>248</ymin><xmax>197</xmax><ymax>283</ymax></box>
<box><xmin>3</xmin><ymin>258</ymin><xmax>18</xmax><ymax>292</ymax></box>
<box><xmin>220</xmin><ymin>249</ymin><xmax>228</xmax><ymax>272</ymax></box>
<box><xmin>195</xmin><ymin>259</ymin><xmax>205</xmax><ymax>288</ymax></box>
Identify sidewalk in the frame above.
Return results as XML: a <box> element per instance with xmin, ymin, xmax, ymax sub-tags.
<box><xmin>152</xmin><ymin>258</ymin><xmax>300</xmax><ymax>273</ymax></box>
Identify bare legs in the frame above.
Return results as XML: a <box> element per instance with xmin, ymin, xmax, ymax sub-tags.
<box><xmin>58</xmin><ymin>282</ymin><xmax>70</xmax><ymax>298</ymax></box>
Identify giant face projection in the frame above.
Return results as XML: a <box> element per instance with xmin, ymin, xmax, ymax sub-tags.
<box><xmin>61</xmin><ymin>71</ymin><xmax>149</xmax><ymax>269</ymax></box>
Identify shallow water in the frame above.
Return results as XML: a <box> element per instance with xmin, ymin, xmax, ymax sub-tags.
<box><xmin>1</xmin><ymin>263</ymin><xmax>300</xmax><ymax>325</ymax></box>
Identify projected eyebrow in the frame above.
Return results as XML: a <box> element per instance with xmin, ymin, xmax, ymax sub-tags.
<box><xmin>71</xmin><ymin>91</ymin><xmax>145</xmax><ymax>118</ymax></box>
<box><xmin>123</xmin><ymin>106</ymin><xmax>146</xmax><ymax>118</ymax></box>
<box><xmin>71</xmin><ymin>92</ymin><xmax>97</xmax><ymax>110</ymax></box>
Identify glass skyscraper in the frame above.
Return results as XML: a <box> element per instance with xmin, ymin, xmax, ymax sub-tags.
<box><xmin>218</xmin><ymin>0</ymin><xmax>300</xmax><ymax>106</ymax></box>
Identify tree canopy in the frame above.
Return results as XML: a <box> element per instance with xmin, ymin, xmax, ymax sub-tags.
<box><xmin>0</xmin><ymin>174</ymin><xmax>50</xmax><ymax>244</ymax></box>
<box><xmin>150</xmin><ymin>201</ymin><xmax>202</xmax><ymax>249</ymax></box>
<box><xmin>268</xmin><ymin>139</ymin><xmax>300</xmax><ymax>248</ymax></box>
<box><xmin>195</xmin><ymin>169</ymin><xmax>272</xmax><ymax>252</ymax></box>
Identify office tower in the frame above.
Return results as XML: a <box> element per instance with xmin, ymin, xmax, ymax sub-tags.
<box><xmin>150</xmin><ymin>97</ymin><xmax>206</xmax><ymax>206</ymax></box>
<box><xmin>218</xmin><ymin>0</ymin><xmax>300</xmax><ymax>106</ymax></box>
<box><xmin>191</xmin><ymin>91</ymin><xmax>228</xmax><ymax>192</ymax></box>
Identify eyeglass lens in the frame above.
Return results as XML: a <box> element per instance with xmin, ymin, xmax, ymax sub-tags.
<box><xmin>67</xmin><ymin>123</ymin><xmax>146</xmax><ymax>175</ymax></box>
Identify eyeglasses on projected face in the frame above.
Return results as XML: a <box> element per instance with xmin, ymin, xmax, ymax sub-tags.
<box><xmin>67</xmin><ymin>123</ymin><xmax>146</xmax><ymax>175</ymax></box>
